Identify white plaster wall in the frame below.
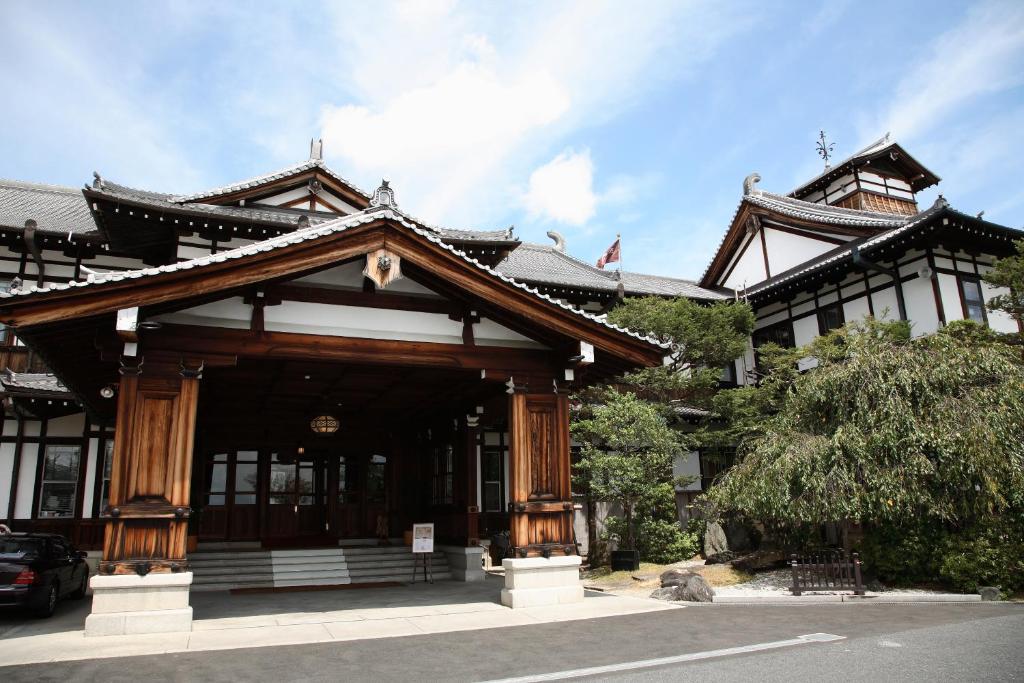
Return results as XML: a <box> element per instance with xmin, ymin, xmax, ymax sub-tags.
<box><xmin>872</xmin><ymin>287</ymin><xmax>900</xmax><ymax>321</ymax></box>
<box><xmin>154</xmin><ymin>297</ymin><xmax>251</xmax><ymax>330</ymax></box>
<box><xmin>903</xmin><ymin>277</ymin><xmax>940</xmax><ymax>337</ymax></box>
<box><xmin>14</xmin><ymin>443</ymin><xmax>37</xmax><ymax>518</ymax></box>
<box><xmin>81</xmin><ymin>436</ymin><xmax>100</xmax><ymax>519</ymax></box>
<box><xmin>723</xmin><ymin>235</ymin><xmax>767</xmax><ymax>290</ymax></box>
<box><xmin>981</xmin><ymin>280</ymin><xmax>1019</xmax><ymax>333</ymax></box>
<box><xmin>792</xmin><ymin>315</ymin><xmax>819</xmax><ymax>348</ymax></box>
<box><xmin>674</xmin><ymin>451</ymin><xmax>702</xmax><ymax>492</ymax></box>
<box><xmin>0</xmin><ymin>440</ymin><xmax>14</xmax><ymax>518</ymax></box>
<box><xmin>293</xmin><ymin>261</ymin><xmax>442</xmax><ymax>297</ymax></box>
<box><xmin>762</xmin><ymin>228</ymin><xmax>838</xmax><ymax>277</ymax></box>
<box><xmin>937</xmin><ymin>273</ymin><xmax>963</xmax><ymax>323</ymax></box>
<box><xmin>843</xmin><ymin>295</ymin><xmax>871</xmax><ymax>325</ymax></box>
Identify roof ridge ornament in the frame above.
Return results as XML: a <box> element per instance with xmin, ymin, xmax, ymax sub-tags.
<box><xmin>816</xmin><ymin>130</ymin><xmax>836</xmax><ymax>169</ymax></box>
<box><xmin>743</xmin><ymin>173</ymin><xmax>761</xmax><ymax>195</ymax></box>
<box><xmin>309</xmin><ymin>138</ymin><xmax>323</xmax><ymax>162</ymax></box>
<box><xmin>369</xmin><ymin>178</ymin><xmax>397</xmax><ymax>210</ymax></box>
<box><xmin>92</xmin><ymin>171</ymin><xmax>105</xmax><ymax>190</ymax></box>
<box><xmin>546</xmin><ymin>230</ymin><xmax>566</xmax><ymax>252</ymax></box>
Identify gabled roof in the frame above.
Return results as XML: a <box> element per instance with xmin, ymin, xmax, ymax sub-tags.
<box><xmin>790</xmin><ymin>134</ymin><xmax>940</xmax><ymax>198</ymax></box>
<box><xmin>0</xmin><ymin>209</ymin><xmax>668</xmax><ymax>357</ymax></box>
<box><xmin>0</xmin><ymin>179</ymin><xmax>97</xmax><ymax>235</ymax></box>
<box><xmin>171</xmin><ymin>158</ymin><xmax>373</xmax><ymax>204</ymax></box>
<box><xmin>744</xmin><ymin>199</ymin><xmax>1024</xmax><ymax>300</ymax></box>
<box><xmin>496</xmin><ymin>242</ymin><xmax>728</xmax><ymax>301</ymax></box>
<box><xmin>700</xmin><ymin>181</ymin><xmax>914</xmax><ymax>288</ymax></box>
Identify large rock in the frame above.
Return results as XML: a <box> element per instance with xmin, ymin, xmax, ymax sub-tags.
<box><xmin>731</xmin><ymin>550</ymin><xmax>788</xmax><ymax>573</ymax></box>
<box><xmin>659</xmin><ymin>568</ymin><xmax>696</xmax><ymax>588</ymax></box>
<box><xmin>652</xmin><ymin>569</ymin><xmax>715</xmax><ymax>603</ymax></box>
<box><xmin>724</xmin><ymin>520</ymin><xmax>754</xmax><ymax>553</ymax></box>
<box><xmin>704</xmin><ymin>521</ymin><xmax>729</xmax><ymax>557</ymax></box>
<box><xmin>979</xmin><ymin>586</ymin><xmax>1001</xmax><ymax>601</ymax></box>
<box><xmin>704</xmin><ymin>551</ymin><xmax>739</xmax><ymax>565</ymax></box>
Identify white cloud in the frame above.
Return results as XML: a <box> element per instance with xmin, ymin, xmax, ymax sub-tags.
<box><xmin>316</xmin><ymin>0</ymin><xmax>751</xmax><ymax>226</ymax></box>
<box><xmin>523</xmin><ymin>149</ymin><xmax>597</xmax><ymax>225</ymax></box>
<box><xmin>868</xmin><ymin>2</ymin><xmax>1024</xmax><ymax>141</ymax></box>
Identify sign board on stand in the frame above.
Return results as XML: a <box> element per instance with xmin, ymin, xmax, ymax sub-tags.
<box><xmin>411</xmin><ymin>523</ymin><xmax>434</xmax><ymax>583</ymax></box>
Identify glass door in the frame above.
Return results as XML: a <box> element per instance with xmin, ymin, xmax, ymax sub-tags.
<box><xmin>266</xmin><ymin>452</ymin><xmax>327</xmax><ymax>540</ymax></box>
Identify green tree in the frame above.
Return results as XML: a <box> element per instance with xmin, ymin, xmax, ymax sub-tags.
<box><xmin>605</xmin><ymin>297</ymin><xmax>755</xmax><ymax>409</ymax></box>
<box><xmin>704</xmin><ymin>319</ymin><xmax>1024</xmax><ymax>531</ymax></box>
<box><xmin>984</xmin><ymin>238</ymin><xmax>1024</xmax><ymax>337</ymax></box>
<box><xmin>572</xmin><ymin>390</ymin><xmax>688</xmax><ymax>553</ymax></box>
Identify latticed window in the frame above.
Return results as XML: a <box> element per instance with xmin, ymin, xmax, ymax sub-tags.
<box><xmin>99</xmin><ymin>440</ymin><xmax>114</xmax><ymax>512</ymax></box>
<box><xmin>481</xmin><ymin>431</ymin><xmax>508</xmax><ymax>513</ymax></box>
<box><xmin>432</xmin><ymin>444</ymin><xmax>454</xmax><ymax>505</ymax></box>
<box><xmin>38</xmin><ymin>445</ymin><xmax>81</xmax><ymax>518</ymax></box>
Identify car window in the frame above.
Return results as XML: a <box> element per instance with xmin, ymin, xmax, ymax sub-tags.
<box><xmin>0</xmin><ymin>538</ymin><xmax>44</xmax><ymax>560</ymax></box>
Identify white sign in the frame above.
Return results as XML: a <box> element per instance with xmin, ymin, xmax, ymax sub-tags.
<box><xmin>412</xmin><ymin>523</ymin><xmax>434</xmax><ymax>554</ymax></box>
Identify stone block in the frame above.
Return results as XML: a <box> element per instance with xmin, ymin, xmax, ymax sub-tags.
<box><xmin>439</xmin><ymin>545</ymin><xmax>486</xmax><ymax>582</ymax></box>
<box><xmin>500</xmin><ymin>556</ymin><xmax>583</xmax><ymax>608</ymax></box>
<box><xmin>85</xmin><ymin>572</ymin><xmax>193</xmax><ymax>637</ymax></box>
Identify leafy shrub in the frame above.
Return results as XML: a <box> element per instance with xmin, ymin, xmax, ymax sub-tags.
<box><xmin>938</xmin><ymin>516</ymin><xmax>1024</xmax><ymax>594</ymax></box>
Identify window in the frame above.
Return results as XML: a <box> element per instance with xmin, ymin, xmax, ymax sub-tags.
<box><xmin>752</xmin><ymin>321</ymin><xmax>795</xmax><ymax>349</ymax></box>
<box><xmin>38</xmin><ymin>445</ymin><xmax>81</xmax><ymax>518</ymax></box>
<box><xmin>960</xmin><ymin>277</ymin><xmax>987</xmax><ymax>323</ymax></box>
<box><xmin>367</xmin><ymin>455</ymin><xmax>386</xmax><ymax>504</ymax></box>
<box><xmin>482</xmin><ymin>431</ymin><xmax>508</xmax><ymax>513</ymax></box>
<box><xmin>432</xmin><ymin>444</ymin><xmax>454</xmax><ymax>505</ymax></box>
<box><xmin>99</xmin><ymin>439</ymin><xmax>114</xmax><ymax>513</ymax></box>
<box><xmin>699</xmin><ymin>447</ymin><xmax>736</xmax><ymax>491</ymax></box>
<box><xmin>817</xmin><ymin>303</ymin><xmax>845</xmax><ymax>335</ymax></box>
<box><xmin>206</xmin><ymin>453</ymin><xmax>228</xmax><ymax>506</ymax></box>
<box><xmin>233</xmin><ymin>451</ymin><xmax>258</xmax><ymax>504</ymax></box>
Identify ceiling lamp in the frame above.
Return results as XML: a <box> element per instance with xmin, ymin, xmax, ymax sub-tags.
<box><xmin>310</xmin><ymin>414</ymin><xmax>340</xmax><ymax>434</ymax></box>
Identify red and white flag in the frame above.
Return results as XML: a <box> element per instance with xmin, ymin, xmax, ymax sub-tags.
<box><xmin>596</xmin><ymin>237</ymin><xmax>620</xmax><ymax>269</ymax></box>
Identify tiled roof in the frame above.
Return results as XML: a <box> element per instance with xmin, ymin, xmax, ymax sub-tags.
<box><xmin>744</xmin><ymin>199</ymin><xmax>1022</xmax><ymax>298</ymax></box>
<box><xmin>89</xmin><ymin>181</ymin><xmax>335</xmax><ymax>229</ymax></box>
<box><xmin>0</xmin><ymin>370</ymin><xmax>71</xmax><ymax>395</ymax></box>
<box><xmin>0</xmin><ymin>179</ymin><xmax>97</xmax><ymax>235</ymax></box>
<box><xmin>746</xmin><ymin>191</ymin><xmax>910</xmax><ymax>229</ymax></box>
<box><xmin>171</xmin><ymin>160</ymin><xmax>373</xmax><ymax>203</ymax></box>
<box><xmin>789</xmin><ymin>134</ymin><xmax>939</xmax><ymax>197</ymax></box>
<box><xmin>0</xmin><ymin>210</ymin><xmax>668</xmax><ymax>350</ymax></box>
<box><xmin>619</xmin><ymin>271</ymin><xmax>730</xmax><ymax>300</ymax></box>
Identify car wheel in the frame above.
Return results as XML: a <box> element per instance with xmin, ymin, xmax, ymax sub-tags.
<box><xmin>70</xmin><ymin>571</ymin><xmax>88</xmax><ymax>600</ymax></box>
<box><xmin>34</xmin><ymin>583</ymin><xmax>58</xmax><ymax>618</ymax></box>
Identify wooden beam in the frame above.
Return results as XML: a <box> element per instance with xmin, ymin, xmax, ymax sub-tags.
<box><xmin>144</xmin><ymin>324</ymin><xmax>558</xmax><ymax>375</ymax></box>
<box><xmin>265</xmin><ymin>284</ymin><xmax>457</xmax><ymax>315</ymax></box>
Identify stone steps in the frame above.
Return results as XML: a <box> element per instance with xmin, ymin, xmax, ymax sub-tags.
<box><xmin>189</xmin><ymin>546</ymin><xmax>450</xmax><ymax>592</ymax></box>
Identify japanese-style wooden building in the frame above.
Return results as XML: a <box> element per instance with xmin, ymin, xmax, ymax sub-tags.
<box><xmin>0</xmin><ymin>142</ymin><xmax>686</xmax><ymax>633</ymax></box>
<box><xmin>0</xmin><ymin>135</ymin><xmax>1020</xmax><ymax>633</ymax></box>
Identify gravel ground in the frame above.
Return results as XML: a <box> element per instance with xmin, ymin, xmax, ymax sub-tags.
<box><xmin>714</xmin><ymin>569</ymin><xmax>972</xmax><ymax>597</ymax></box>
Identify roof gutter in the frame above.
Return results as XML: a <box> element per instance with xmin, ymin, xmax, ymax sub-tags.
<box><xmin>22</xmin><ymin>220</ymin><xmax>45</xmax><ymax>288</ymax></box>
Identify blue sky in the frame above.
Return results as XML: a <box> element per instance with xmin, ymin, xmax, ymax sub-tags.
<box><xmin>2</xmin><ymin>0</ymin><xmax>1023</xmax><ymax>280</ymax></box>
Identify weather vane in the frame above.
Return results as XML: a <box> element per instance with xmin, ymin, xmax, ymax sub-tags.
<box><xmin>816</xmin><ymin>130</ymin><xmax>835</xmax><ymax>169</ymax></box>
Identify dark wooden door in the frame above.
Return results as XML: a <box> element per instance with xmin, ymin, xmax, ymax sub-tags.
<box><xmin>328</xmin><ymin>452</ymin><xmax>388</xmax><ymax>539</ymax></box>
<box><xmin>266</xmin><ymin>452</ymin><xmax>326</xmax><ymax>540</ymax></box>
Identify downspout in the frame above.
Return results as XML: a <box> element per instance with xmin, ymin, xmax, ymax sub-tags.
<box><xmin>23</xmin><ymin>220</ymin><xmax>44</xmax><ymax>288</ymax></box>
<box><xmin>851</xmin><ymin>245</ymin><xmax>907</xmax><ymax>321</ymax></box>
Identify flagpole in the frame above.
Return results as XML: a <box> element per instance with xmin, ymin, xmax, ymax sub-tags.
<box><xmin>616</xmin><ymin>233</ymin><xmax>622</xmax><ymax>277</ymax></box>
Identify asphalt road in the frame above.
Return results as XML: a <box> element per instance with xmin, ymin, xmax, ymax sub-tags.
<box><xmin>2</xmin><ymin>603</ymin><xmax>1021</xmax><ymax>682</ymax></box>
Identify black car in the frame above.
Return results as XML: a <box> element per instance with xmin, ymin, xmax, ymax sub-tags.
<box><xmin>0</xmin><ymin>533</ymin><xmax>90</xmax><ymax>617</ymax></box>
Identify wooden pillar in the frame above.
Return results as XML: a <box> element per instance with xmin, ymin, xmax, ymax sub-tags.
<box><xmin>98</xmin><ymin>356</ymin><xmax>202</xmax><ymax>576</ymax></box>
<box><xmin>507</xmin><ymin>383</ymin><xmax>576</xmax><ymax>558</ymax></box>
<box><xmin>464</xmin><ymin>414</ymin><xmax>480</xmax><ymax>546</ymax></box>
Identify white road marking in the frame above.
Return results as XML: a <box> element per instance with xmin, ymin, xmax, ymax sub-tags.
<box><xmin>479</xmin><ymin>633</ymin><xmax>846</xmax><ymax>682</ymax></box>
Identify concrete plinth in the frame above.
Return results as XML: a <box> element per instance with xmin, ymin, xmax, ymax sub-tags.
<box><xmin>500</xmin><ymin>555</ymin><xmax>584</xmax><ymax>608</ymax></box>
<box><xmin>439</xmin><ymin>545</ymin><xmax>486</xmax><ymax>582</ymax></box>
<box><xmin>85</xmin><ymin>571</ymin><xmax>193</xmax><ymax>636</ymax></box>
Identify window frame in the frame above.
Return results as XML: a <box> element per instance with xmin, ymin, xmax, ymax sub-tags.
<box><xmin>958</xmin><ymin>275</ymin><xmax>988</xmax><ymax>324</ymax></box>
<box><xmin>817</xmin><ymin>302</ymin><xmax>845</xmax><ymax>336</ymax></box>
<box><xmin>36</xmin><ymin>443</ymin><xmax>82</xmax><ymax>519</ymax></box>
<box><xmin>481</xmin><ymin>431</ymin><xmax>508</xmax><ymax>513</ymax></box>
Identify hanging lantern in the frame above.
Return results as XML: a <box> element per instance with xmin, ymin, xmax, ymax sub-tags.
<box><xmin>310</xmin><ymin>414</ymin><xmax>340</xmax><ymax>434</ymax></box>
